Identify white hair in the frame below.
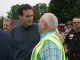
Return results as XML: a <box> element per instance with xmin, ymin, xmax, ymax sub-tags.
<box><xmin>73</xmin><ymin>18</ymin><xmax>80</xmax><ymax>22</ymax></box>
<box><xmin>42</xmin><ymin>13</ymin><xmax>58</xmax><ymax>29</ymax></box>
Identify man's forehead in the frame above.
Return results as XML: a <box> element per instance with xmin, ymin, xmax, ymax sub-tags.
<box><xmin>73</xmin><ymin>18</ymin><xmax>80</xmax><ymax>21</ymax></box>
<box><xmin>4</xmin><ymin>21</ymin><xmax>10</xmax><ymax>23</ymax></box>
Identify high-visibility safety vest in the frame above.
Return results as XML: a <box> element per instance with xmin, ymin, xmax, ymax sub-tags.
<box><xmin>31</xmin><ymin>33</ymin><xmax>66</xmax><ymax>60</ymax></box>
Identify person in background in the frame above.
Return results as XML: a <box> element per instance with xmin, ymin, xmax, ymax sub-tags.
<box><xmin>64</xmin><ymin>21</ymin><xmax>73</xmax><ymax>37</ymax></box>
<box><xmin>65</xmin><ymin>18</ymin><xmax>80</xmax><ymax>60</ymax></box>
<box><xmin>10</xmin><ymin>4</ymin><xmax>40</xmax><ymax>60</ymax></box>
<box><xmin>31</xmin><ymin>13</ymin><xmax>66</xmax><ymax>60</ymax></box>
<box><xmin>3</xmin><ymin>18</ymin><xmax>13</xmax><ymax>32</ymax></box>
<box><xmin>58</xmin><ymin>23</ymin><xmax>66</xmax><ymax>40</ymax></box>
<box><xmin>0</xmin><ymin>29</ymin><xmax>14</xmax><ymax>60</ymax></box>
<box><xmin>64</xmin><ymin>21</ymin><xmax>73</xmax><ymax>60</ymax></box>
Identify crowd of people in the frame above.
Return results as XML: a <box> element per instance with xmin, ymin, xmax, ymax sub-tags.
<box><xmin>1</xmin><ymin>3</ymin><xmax>80</xmax><ymax>60</ymax></box>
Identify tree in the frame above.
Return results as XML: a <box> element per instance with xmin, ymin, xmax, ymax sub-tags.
<box><xmin>49</xmin><ymin>0</ymin><xmax>80</xmax><ymax>24</ymax></box>
<box><xmin>0</xmin><ymin>16</ymin><xmax>5</xmax><ymax>29</ymax></box>
<box><xmin>7</xmin><ymin>4</ymin><xmax>20</xmax><ymax>19</ymax></box>
<box><xmin>7</xmin><ymin>3</ymin><xmax>49</xmax><ymax>23</ymax></box>
<box><xmin>33</xmin><ymin>3</ymin><xmax>49</xmax><ymax>22</ymax></box>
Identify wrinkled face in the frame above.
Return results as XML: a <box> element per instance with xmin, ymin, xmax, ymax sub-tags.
<box><xmin>3</xmin><ymin>21</ymin><xmax>12</xmax><ymax>32</ymax></box>
<box><xmin>38</xmin><ymin>18</ymin><xmax>46</xmax><ymax>34</ymax></box>
<box><xmin>20</xmin><ymin>9</ymin><xmax>33</xmax><ymax>27</ymax></box>
<box><xmin>73</xmin><ymin>18</ymin><xmax>80</xmax><ymax>29</ymax></box>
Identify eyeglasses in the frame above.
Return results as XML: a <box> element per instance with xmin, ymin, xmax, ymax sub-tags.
<box><xmin>73</xmin><ymin>22</ymin><xmax>80</xmax><ymax>24</ymax></box>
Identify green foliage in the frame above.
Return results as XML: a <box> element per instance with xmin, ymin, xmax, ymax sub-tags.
<box><xmin>0</xmin><ymin>16</ymin><xmax>5</xmax><ymax>29</ymax></box>
<box><xmin>7</xmin><ymin>4</ymin><xmax>20</xmax><ymax>19</ymax></box>
<box><xmin>7</xmin><ymin>3</ymin><xmax>49</xmax><ymax>23</ymax></box>
<box><xmin>49</xmin><ymin>0</ymin><xmax>80</xmax><ymax>23</ymax></box>
<box><xmin>33</xmin><ymin>3</ymin><xmax>49</xmax><ymax>22</ymax></box>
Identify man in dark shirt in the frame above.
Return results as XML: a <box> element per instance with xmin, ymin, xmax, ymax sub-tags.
<box><xmin>11</xmin><ymin>4</ymin><xmax>40</xmax><ymax>60</ymax></box>
<box><xmin>0</xmin><ymin>29</ymin><xmax>14</xmax><ymax>60</ymax></box>
<box><xmin>65</xmin><ymin>18</ymin><xmax>80</xmax><ymax>60</ymax></box>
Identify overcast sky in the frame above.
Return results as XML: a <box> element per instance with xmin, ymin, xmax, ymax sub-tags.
<box><xmin>0</xmin><ymin>0</ymin><xmax>50</xmax><ymax>17</ymax></box>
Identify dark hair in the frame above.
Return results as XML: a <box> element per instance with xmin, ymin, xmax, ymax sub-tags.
<box><xmin>67</xmin><ymin>21</ymin><xmax>73</xmax><ymax>26</ymax></box>
<box><xmin>18</xmin><ymin>4</ymin><xmax>33</xmax><ymax>16</ymax></box>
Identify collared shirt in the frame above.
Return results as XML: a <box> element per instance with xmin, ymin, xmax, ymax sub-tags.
<box><xmin>38</xmin><ymin>31</ymin><xmax>60</xmax><ymax>60</ymax></box>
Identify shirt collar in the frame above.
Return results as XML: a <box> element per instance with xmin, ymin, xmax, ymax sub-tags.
<box><xmin>21</xmin><ymin>23</ymin><xmax>33</xmax><ymax>30</ymax></box>
<box><xmin>40</xmin><ymin>30</ymin><xmax>56</xmax><ymax>40</ymax></box>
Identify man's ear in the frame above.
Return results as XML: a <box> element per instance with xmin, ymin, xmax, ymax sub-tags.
<box><xmin>43</xmin><ymin>22</ymin><xmax>47</xmax><ymax>29</ymax></box>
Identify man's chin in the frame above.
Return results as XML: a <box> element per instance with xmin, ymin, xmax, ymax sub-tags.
<box><xmin>4</xmin><ymin>30</ymin><xmax>8</xmax><ymax>31</ymax></box>
<box><xmin>75</xmin><ymin>27</ymin><xmax>79</xmax><ymax>29</ymax></box>
<box><xmin>28</xmin><ymin>23</ymin><xmax>33</xmax><ymax>26</ymax></box>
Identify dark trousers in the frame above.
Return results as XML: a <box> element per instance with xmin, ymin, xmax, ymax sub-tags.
<box><xmin>68</xmin><ymin>52</ymin><xmax>80</xmax><ymax>60</ymax></box>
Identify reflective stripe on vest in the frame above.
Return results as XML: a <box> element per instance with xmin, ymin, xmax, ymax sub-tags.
<box><xmin>31</xmin><ymin>33</ymin><xmax>66</xmax><ymax>60</ymax></box>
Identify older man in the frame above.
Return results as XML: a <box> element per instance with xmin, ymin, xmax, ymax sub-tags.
<box><xmin>65</xmin><ymin>18</ymin><xmax>80</xmax><ymax>60</ymax></box>
<box><xmin>31</xmin><ymin>13</ymin><xmax>66</xmax><ymax>60</ymax></box>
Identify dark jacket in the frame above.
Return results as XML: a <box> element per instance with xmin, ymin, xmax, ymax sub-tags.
<box><xmin>0</xmin><ymin>29</ymin><xmax>14</xmax><ymax>60</ymax></box>
<box><xmin>11</xmin><ymin>23</ymin><xmax>40</xmax><ymax>60</ymax></box>
<box><xmin>65</xmin><ymin>29</ymin><xmax>80</xmax><ymax>53</ymax></box>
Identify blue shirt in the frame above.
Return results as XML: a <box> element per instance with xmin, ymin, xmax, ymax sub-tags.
<box><xmin>11</xmin><ymin>23</ymin><xmax>40</xmax><ymax>60</ymax></box>
<box><xmin>39</xmin><ymin>31</ymin><xmax>60</xmax><ymax>60</ymax></box>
